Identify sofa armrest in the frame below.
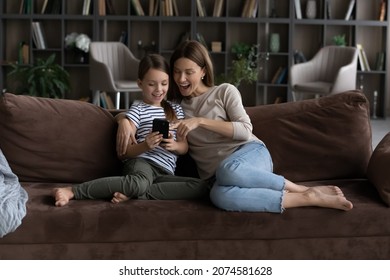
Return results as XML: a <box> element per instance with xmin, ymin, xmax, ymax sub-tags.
<box><xmin>367</xmin><ymin>132</ymin><xmax>390</xmax><ymax>206</ymax></box>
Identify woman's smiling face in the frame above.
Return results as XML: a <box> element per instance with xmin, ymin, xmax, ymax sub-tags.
<box><xmin>173</xmin><ymin>57</ymin><xmax>206</xmax><ymax>98</ymax></box>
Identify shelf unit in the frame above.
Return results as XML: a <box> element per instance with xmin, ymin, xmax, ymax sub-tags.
<box><xmin>0</xmin><ymin>0</ymin><xmax>389</xmax><ymax>117</ymax></box>
<box><xmin>291</xmin><ymin>0</ymin><xmax>389</xmax><ymax>118</ymax></box>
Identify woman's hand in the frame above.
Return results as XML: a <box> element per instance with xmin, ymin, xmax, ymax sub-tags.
<box><xmin>170</xmin><ymin>118</ymin><xmax>201</xmax><ymax>138</ymax></box>
<box><xmin>116</xmin><ymin>118</ymin><xmax>137</xmax><ymax>157</ymax></box>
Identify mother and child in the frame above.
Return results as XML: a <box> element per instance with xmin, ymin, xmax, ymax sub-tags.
<box><xmin>53</xmin><ymin>40</ymin><xmax>353</xmax><ymax>213</ymax></box>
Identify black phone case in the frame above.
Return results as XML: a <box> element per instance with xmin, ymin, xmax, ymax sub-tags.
<box><xmin>152</xmin><ymin>118</ymin><xmax>169</xmax><ymax>138</ymax></box>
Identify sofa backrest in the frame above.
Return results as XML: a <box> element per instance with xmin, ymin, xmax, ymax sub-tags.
<box><xmin>0</xmin><ymin>93</ymin><xmax>122</xmax><ymax>183</ymax></box>
<box><xmin>245</xmin><ymin>90</ymin><xmax>372</xmax><ymax>182</ymax></box>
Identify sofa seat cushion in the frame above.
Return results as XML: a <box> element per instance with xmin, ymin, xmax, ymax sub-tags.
<box><xmin>245</xmin><ymin>90</ymin><xmax>372</xmax><ymax>182</ymax></box>
<box><xmin>0</xmin><ymin>93</ymin><xmax>122</xmax><ymax>183</ymax></box>
<box><xmin>1</xmin><ymin>180</ymin><xmax>389</xmax><ymax>248</ymax></box>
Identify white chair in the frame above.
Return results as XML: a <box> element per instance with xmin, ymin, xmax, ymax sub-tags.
<box><xmin>89</xmin><ymin>42</ymin><xmax>141</xmax><ymax>109</ymax></box>
<box><xmin>289</xmin><ymin>46</ymin><xmax>358</xmax><ymax>101</ymax></box>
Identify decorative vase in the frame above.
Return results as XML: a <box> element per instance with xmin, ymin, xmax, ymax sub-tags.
<box><xmin>74</xmin><ymin>50</ymin><xmax>88</xmax><ymax>64</ymax></box>
<box><xmin>306</xmin><ymin>0</ymin><xmax>317</xmax><ymax>19</ymax></box>
<box><xmin>269</xmin><ymin>33</ymin><xmax>280</xmax><ymax>53</ymax></box>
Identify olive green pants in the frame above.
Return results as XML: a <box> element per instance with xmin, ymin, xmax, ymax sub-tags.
<box><xmin>73</xmin><ymin>158</ymin><xmax>209</xmax><ymax>200</ymax></box>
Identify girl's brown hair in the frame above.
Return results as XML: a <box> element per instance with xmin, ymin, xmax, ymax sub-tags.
<box><xmin>138</xmin><ymin>53</ymin><xmax>178</xmax><ymax>122</ymax></box>
<box><xmin>168</xmin><ymin>40</ymin><xmax>214</xmax><ymax>102</ymax></box>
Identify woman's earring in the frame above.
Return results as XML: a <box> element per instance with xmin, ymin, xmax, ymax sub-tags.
<box><xmin>201</xmin><ymin>76</ymin><xmax>205</xmax><ymax>80</ymax></box>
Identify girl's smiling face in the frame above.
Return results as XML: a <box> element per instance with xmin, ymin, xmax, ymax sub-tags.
<box><xmin>138</xmin><ymin>68</ymin><xmax>169</xmax><ymax>106</ymax></box>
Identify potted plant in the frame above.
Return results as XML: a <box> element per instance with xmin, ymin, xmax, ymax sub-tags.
<box><xmin>216</xmin><ymin>43</ymin><xmax>260</xmax><ymax>88</ymax></box>
<box><xmin>333</xmin><ymin>34</ymin><xmax>346</xmax><ymax>46</ymax></box>
<box><xmin>7</xmin><ymin>53</ymin><xmax>70</xmax><ymax>98</ymax></box>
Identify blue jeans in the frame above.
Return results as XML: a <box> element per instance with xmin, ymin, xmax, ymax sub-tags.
<box><xmin>210</xmin><ymin>141</ymin><xmax>285</xmax><ymax>213</ymax></box>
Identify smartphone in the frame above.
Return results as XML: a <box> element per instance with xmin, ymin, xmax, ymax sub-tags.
<box><xmin>152</xmin><ymin>118</ymin><xmax>169</xmax><ymax>138</ymax></box>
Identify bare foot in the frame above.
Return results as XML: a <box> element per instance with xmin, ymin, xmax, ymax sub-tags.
<box><xmin>52</xmin><ymin>187</ymin><xmax>74</xmax><ymax>207</ymax></box>
<box><xmin>111</xmin><ymin>192</ymin><xmax>130</xmax><ymax>204</ymax></box>
<box><xmin>286</xmin><ymin>180</ymin><xmax>345</xmax><ymax>196</ymax></box>
<box><xmin>312</xmin><ymin>185</ymin><xmax>345</xmax><ymax>196</ymax></box>
<box><xmin>306</xmin><ymin>188</ymin><xmax>353</xmax><ymax>211</ymax></box>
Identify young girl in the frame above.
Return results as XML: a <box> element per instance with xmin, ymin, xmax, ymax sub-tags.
<box><xmin>53</xmin><ymin>53</ymin><xmax>209</xmax><ymax>207</ymax></box>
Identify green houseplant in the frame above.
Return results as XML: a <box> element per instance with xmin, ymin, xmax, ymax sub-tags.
<box><xmin>7</xmin><ymin>53</ymin><xmax>70</xmax><ymax>98</ymax></box>
<box><xmin>333</xmin><ymin>34</ymin><xmax>346</xmax><ymax>46</ymax></box>
<box><xmin>216</xmin><ymin>43</ymin><xmax>260</xmax><ymax>88</ymax></box>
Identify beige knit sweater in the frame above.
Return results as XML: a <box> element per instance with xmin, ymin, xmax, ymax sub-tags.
<box><xmin>180</xmin><ymin>83</ymin><xmax>261</xmax><ymax>180</ymax></box>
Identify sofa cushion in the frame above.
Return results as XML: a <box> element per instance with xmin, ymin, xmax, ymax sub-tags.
<box><xmin>245</xmin><ymin>90</ymin><xmax>372</xmax><ymax>182</ymax></box>
<box><xmin>0</xmin><ymin>93</ymin><xmax>122</xmax><ymax>183</ymax></box>
<box><xmin>367</xmin><ymin>132</ymin><xmax>390</xmax><ymax>206</ymax></box>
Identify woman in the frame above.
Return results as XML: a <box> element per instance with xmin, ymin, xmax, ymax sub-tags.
<box><xmin>53</xmin><ymin>53</ymin><xmax>208</xmax><ymax>207</ymax></box>
<box><xmin>118</xmin><ymin>41</ymin><xmax>353</xmax><ymax>213</ymax></box>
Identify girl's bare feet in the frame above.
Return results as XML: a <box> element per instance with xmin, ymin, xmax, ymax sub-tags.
<box><xmin>111</xmin><ymin>192</ymin><xmax>130</xmax><ymax>204</ymax></box>
<box><xmin>52</xmin><ymin>187</ymin><xmax>74</xmax><ymax>207</ymax></box>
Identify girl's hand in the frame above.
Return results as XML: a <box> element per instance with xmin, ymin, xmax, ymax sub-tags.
<box><xmin>145</xmin><ymin>131</ymin><xmax>163</xmax><ymax>150</ymax></box>
<box><xmin>160</xmin><ymin>133</ymin><xmax>177</xmax><ymax>151</ymax></box>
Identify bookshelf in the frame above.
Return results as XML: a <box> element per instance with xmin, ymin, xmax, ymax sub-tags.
<box><xmin>0</xmin><ymin>0</ymin><xmax>389</xmax><ymax>117</ymax></box>
<box><xmin>292</xmin><ymin>0</ymin><xmax>389</xmax><ymax>118</ymax></box>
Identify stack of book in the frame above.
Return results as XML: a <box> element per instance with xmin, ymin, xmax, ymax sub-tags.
<box><xmin>31</xmin><ymin>22</ymin><xmax>47</xmax><ymax>50</ymax></box>
<box><xmin>241</xmin><ymin>0</ymin><xmax>258</xmax><ymax>18</ymax></box>
<box><xmin>356</xmin><ymin>44</ymin><xmax>370</xmax><ymax>71</ymax></box>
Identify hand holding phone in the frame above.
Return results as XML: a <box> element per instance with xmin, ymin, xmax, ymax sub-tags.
<box><xmin>152</xmin><ymin>118</ymin><xmax>169</xmax><ymax>138</ymax></box>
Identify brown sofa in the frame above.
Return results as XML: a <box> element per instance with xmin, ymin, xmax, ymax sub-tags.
<box><xmin>0</xmin><ymin>90</ymin><xmax>389</xmax><ymax>260</ymax></box>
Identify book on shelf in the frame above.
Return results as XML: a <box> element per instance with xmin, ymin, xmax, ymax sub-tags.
<box><xmin>379</xmin><ymin>0</ymin><xmax>386</xmax><ymax>21</ymax></box>
<box><xmin>325</xmin><ymin>0</ymin><xmax>332</xmax><ymax>19</ymax></box>
<box><xmin>18</xmin><ymin>42</ymin><xmax>29</xmax><ymax>64</ymax></box>
<box><xmin>41</xmin><ymin>0</ymin><xmax>61</xmax><ymax>14</ymax></box>
<box><xmin>131</xmin><ymin>0</ymin><xmax>145</xmax><ymax>16</ymax></box>
<box><xmin>119</xmin><ymin>31</ymin><xmax>128</xmax><ymax>45</ymax></box>
<box><xmin>149</xmin><ymin>0</ymin><xmax>155</xmax><ymax>16</ymax></box>
<box><xmin>172</xmin><ymin>0</ymin><xmax>179</xmax><ymax>16</ymax></box>
<box><xmin>100</xmin><ymin>92</ymin><xmax>115</xmax><ymax>109</ymax></box>
<box><xmin>152</xmin><ymin>0</ymin><xmax>160</xmax><ymax>16</ymax></box>
<box><xmin>19</xmin><ymin>0</ymin><xmax>33</xmax><ymax>14</ymax></box>
<box><xmin>271</xmin><ymin>67</ymin><xmax>283</xmax><ymax>84</ymax></box>
<box><xmin>344</xmin><ymin>0</ymin><xmax>355</xmax><ymax>20</ymax></box>
<box><xmin>105</xmin><ymin>0</ymin><xmax>115</xmax><ymax>15</ymax></box>
<box><xmin>356</xmin><ymin>44</ymin><xmax>370</xmax><ymax>71</ymax></box>
<box><xmin>196</xmin><ymin>33</ymin><xmax>208</xmax><ymax>49</ymax></box>
<box><xmin>82</xmin><ymin>0</ymin><xmax>92</xmax><ymax>15</ymax></box>
<box><xmin>375</xmin><ymin>51</ymin><xmax>385</xmax><ymax>71</ymax></box>
<box><xmin>213</xmin><ymin>0</ymin><xmax>224</xmax><ymax>17</ymax></box>
<box><xmin>196</xmin><ymin>0</ymin><xmax>207</xmax><ymax>17</ymax></box>
<box><xmin>41</xmin><ymin>0</ymin><xmax>49</xmax><ymax>14</ymax></box>
<box><xmin>294</xmin><ymin>0</ymin><xmax>302</xmax><ymax>19</ymax></box>
<box><xmin>274</xmin><ymin>96</ymin><xmax>283</xmax><ymax>104</ymax></box>
<box><xmin>241</xmin><ymin>0</ymin><xmax>258</xmax><ymax>18</ymax></box>
<box><xmin>161</xmin><ymin>0</ymin><xmax>177</xmax><ymax>16</ymax></box>
<box><xmin>98</xmin><ymin>0</ymin><xmax>106</xmax><ymax>15</ymax></box>
<box><xmin>31</xmin><ymin>22</ymin><xmax>47</xmax><ymax>50</ymax></box>
<box><xmin>275</xmin><ymin>67</ymin><xmax>287</xmax><ymax>84</ymax></box>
